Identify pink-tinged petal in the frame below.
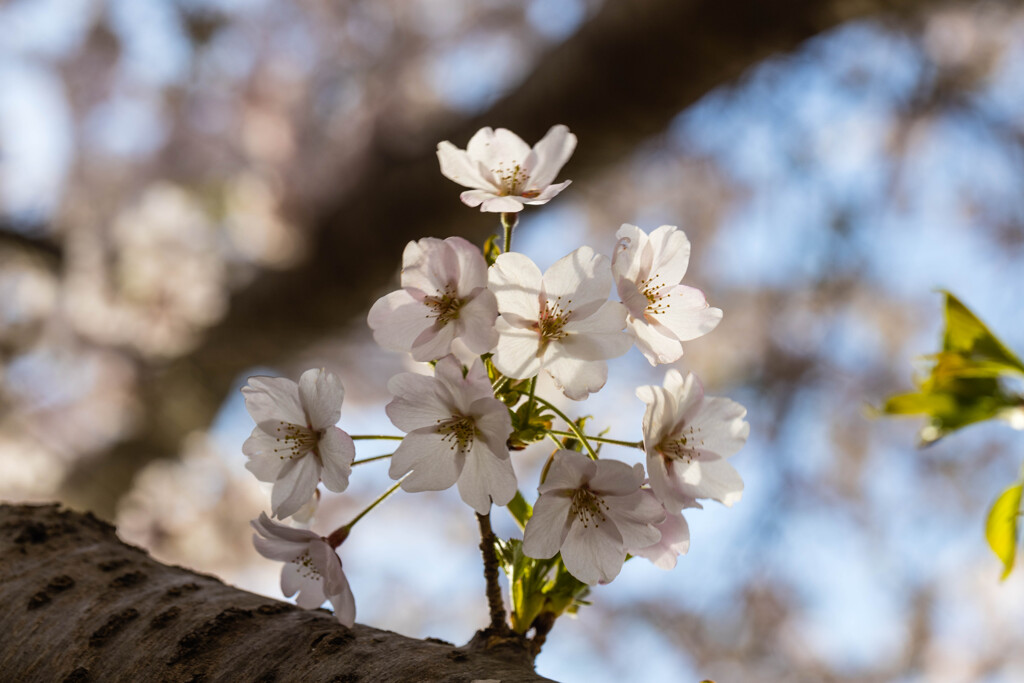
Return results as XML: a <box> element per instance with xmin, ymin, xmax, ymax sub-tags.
<box><xmin>589</xmin><ymin>459</ymin><xmax>645</xmax><ymax>496</ymax></box>
<box><xmin>650</xmin><ymin>285</ymin><xmax>722</xmax><ymax>342</ymax></box>
<box><xmin>604</xmin><ymin>488</ymin><xmax>664</xmax><ymax>550</ymax></box>
<box><xmin>298</xmin><ymin>368</ymin><xmax>344</xmax><ymax>431</ymax></box>
<box><xmin>544</xmin><ymin>355</ymin><xmax>608</xmax><ymax>401</ymax></box>
<box><xmin>479</xmin><ymin>195</ymin><xmax>525</xmax><ymax>213</ymax></box>
<box><xmin>471</xmin><ymin>399</ymin><xmax>513</xmax><ymax>456</ymax></box>
<box><xmin>481</xmin><ymin>127</ymin><xmax>532</xmax><ymax>171</ymax></box>
<box><xmin>252</xmin><ymin>534</ymin><xmax>306</xmax><ymax>562</ymax></box>
<box><xmin>367</xmin><ymin>289</ymin><xmax>433</xmax><ymax>353</ymax></box>
<box><xmin>646</xmin><ymin>225</ymin><xmax>691</xmax><ymax>285</ymax></box>
<box><xmin>672</xmin><ymin>371</ymin><xmax>706</xmax><ymax>427</ymax></box>
<box><xmin>319</xmin><ymin>427</ymin><xmax>355</xmax><ymax>492</ymax></box>
<box><xmin>392</xmin><ymin>431</ymin><xmax>462</xmax><ymax>491</ymax></box>
<box><xmin>455</xmin><ymin>290</ymin><xmax>499</xmax><ymax>354</ymax></box>
<box><xmin>437</xmin><ymin>140</ymin><xmax>495</xmax><ymax>190</ymax></box>
<box><xmin>638</xmin><ymin>384</ymin><xmax>678</xmax><ymax>449</ymax></box>
<box><xmin>630</xmin><ymin>508</ymin><xmax>690</xmax><ymax>570</ymax></box>
<box><xmin>326</xmin><ymin>572</ymin><xmax>356</xmax><ymax>628</ymax></box>
<box><xmin>612</xmin><ymin>224</ymin><xmax>647</xmax><ymax>286</ymax></box>
<box><xmin>410</xmin><ymin>322</ymin><xmax>456</xmax><ymax>362</ymax></box>
<box><xmin>310</xmin><ymin>540</ymin><xmax>345</xmax><ymax>596</ymax></box>
<box><xmin>433</xmin><ymin>354</ymin><xmax>468</xmax><ymax>393</ymax></box>
<box><xmin>459</xmin><ymin>189</ymin><xmax>499</xmax><ymax>208</ymax></box>
<box><xmin>689</xmin><ymin>396</ymin><xmax>749</xmax><ymax>458</ymax></box>
<box><xmin>672</xmin><ymin>456</ymin><xmax>744</xmax><ymax>506</ymax></box>
<box><xmin>243</xmin><ymin>376</ymin><xmax>305</xmax><ymax>425</ymax></box>
<box><xmin>385</xmin><ymin>372</ymin><xmax>453</xmax><ymax>431</ymax></box>
<box><xmin>252</xmin><ymin>512</ymin><xmax>320</xmax><ymax>545</ymax></box>
<box><xmin>287</xmin><ymin>562</ymin><xmax>327</xmax><ymax>609</ymax></box>
<box><xmin>446</xmin><ymin>236</ymin><xmax>489</xmax><ymax>292</ymax></box>
<box><xmin>401</xmin><ymin>237</ymin><xmax>457</xmax><ymax>295</ymax></box>
<box><xmin>646</xmin><ymin>451</ymin><xmax>694</xmax><ymax>513</ymax></box>
<box><xmin>522</xmin><ymin>494</ymin><xmax>573</xmax><ymax>559</ymax></box>
<box><xmin>561</xmin><ymin>520</ymin><xmax>625</xmax><ymax>585</ymax></box>
<box><xmin>543</xmin><ymin>246</ymin><xmax>612</xmax><ymax>308</ymax></box>
<box><xmin>243</xmin><ymin>428</ymin><xmax>288</xmax><ymax>480</ymax></box>
<box><xmin>560</xmin><ymin>302</ymin><xmax>631</xmax><ymax>361</ymax></box>
<box><xmin>272</xmin><ymin>455</ymin><xmax>321</xmax><ymax>520</ymax></box>
<box><xmin>525</xmin><ymin>124</ymin><xmax>576</xmax><ymax>189</ymax></box>
<box><xmin>627</xmin><ymin>316</ymin><xmax>685</xmax><ymax>365</ymax></box>
<box><xmin>457</xmin><ymin>444</ymin><xmax>518</xmax><ymax>514</ymax></box>
<box><xmin>522</xmin><ymin>180</ymin><xmax>571</xmax><ymax>205</ymax></box>
<box><xmin>489</xmin><ymin>252</ymin><xmax>543</xmax><ymax>320</ymax></box>
<box><xmin>491</xmin><ymin>321</ymin><xmax>543</xmax><ymax>379</ymax></box>
<box><xmin>538</xmin><ymin>449</ymin><xmax>594</xmax><ymax>493</ymax></box>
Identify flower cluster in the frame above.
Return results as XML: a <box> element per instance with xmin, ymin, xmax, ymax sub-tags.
<box><xmin>239</xmin><ymin>125</ymin><xmax>749</xmax><ymax>641</ymax></box>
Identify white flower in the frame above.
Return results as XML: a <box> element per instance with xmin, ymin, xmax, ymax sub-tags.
<box><xmin>522</xmin><ymin>450</ymin><xmax>664</xmax><ymax>585</ymax></box>
<box><xmin>638</xmin><ymin>370</ymin><xmax>748</xmax><ymax>511</ymax></box>
<box><xmin>251</xmin><ymin>512</ymin><xmax>355</xmax><ymax>627</ymax></box>
<box><xmin>627</xmin><ymin>493</ymin><xmax>691</xmax><ymax>570</ymax></box>
<box><xmin>385</xmin><ymin>356</ymin><xmax>516</xmax><ymax>514</ymax></box>
<box><xmin>437</xmin><ymin>125</ymin><xmax>576</xmax><ymax>213</ymax></box>
<box><xmin>368</xmin><ymin>236</ymin><xmax>498</xmax><ymax>362</ymax></box>
<box><xmin>488</xmin><ymin>247</ymin><xmax>631</xmax><ymax>400</ymax></box>
<box><xmin>242</xmin><ymin>369</ymin><xmax>355</xmax><ymax>520</ymax></box>
<box><xmin>612</xmin><ymin>224</ymin><xmax>722</xmax><ymax>365</ymax></box>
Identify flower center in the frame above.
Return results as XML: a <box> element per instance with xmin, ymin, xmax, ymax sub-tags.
<box><xmin>424</xmin><ymin>285</ymin><xmax>463</xmax><ymax>325</ymax></box>
<box><xmin>570</xmin><ymin>486</ymin><xmax>609</xmax><ymax>528</ymax></box>
<box><xmin>293</xmin><ymin>550</ymin><xmax>322</xmax><ymax>581</ymax></box>
<box><xmin>535</xmin><ymin>296</ymin><xmax>572</xmax><ymax>344</ymax></box>
<box><xmin>271</xmin><ymin>421</ymin><xmax>321</xmax><ymax>460</ymax></box>
<box><xmin>494</xmin><ymin>162</ymin><xmax>530</xmax><ymax>196</ymax></box>
<box><xmin>639</xmin><ymin>274</ymin><xmax>670</xmax><ymax>317</ymax></box>
<box><xmin>436</xmin><ymin>415</ymin><xmax>476</xmax><ymax>452</ymax></box>
<box><xmin>657</xmin><ymin>424</ymin><xmax>703</xmax><ymax>463</ymax></box>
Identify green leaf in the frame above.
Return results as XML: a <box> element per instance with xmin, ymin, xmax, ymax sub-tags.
<box><xmin>985</xmin><ymin>482</ymin><xmax>1023</xmax><ymax>580</ymax></box>
<box><xmin>942</xmin><ymin>291</ymin><xmax>1024</xmax><ymax>374</ymax></box>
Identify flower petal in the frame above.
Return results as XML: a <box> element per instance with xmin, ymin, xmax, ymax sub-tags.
<box><xmin>437</xmin><ymin>140</ymin><xmax>495</xmax><ymax>190</ymax></box>
<box><xmin>522</xmin><ymin>494</ymin><xmax>573</xmax><ymax>560</ymax></box>
<box><xmin>646</xmin><ymin>225</ymin><xmax>691</xmax><ymax>285</ymax></box>
<box><xmin>367</xmin><ymin>289</ymin><xmax>434</xmax><ymax>354</ymax></box>
<box><xmin>627</xmin><ymin>316</ymin><xmax>685</xmax><ymax>365</ymax></box>
<box><xmin>455</xmin><ymin>289</ymin><xmax>499</xmax><ymax>354</ymax></box>
<box><xmin>391</xmin><ymin>430</ymin><xmax>462</xmax><ymax>492</ymax></box>
<box><xmin>491</xmin><ymin>320</ymin><xmax>543</xmax><ymax>379</ymax></box>
<box><xmin>298</xmin><ymin>368</ymin><xmax>344</xmax><ymax>431</ymax></box>
<box><xmin>671</xmin><ymin>456</ymin><xmax>744</xmax><ymax>507</ymax></box>
<box><xmin>242</xmin><ymin>427</ymin><xmax>289</xmax><ymax>482</ymax></box>
<box><xmin>543</xmin><ymin>246</ymin><xmax>612</xmax><ymax>309</ymax></box>
<box><xmin>544</xmin><ymin>355</ymin><xmax>608</xmax><ymax>401</ymax></box>
<box><xmin>522</xmin><ymin>179</ymin><xmax>571</xmax><ymax>205</ymax></box>
<box><xmin>489</xmin><ymin>252</ymin><xmax>543</xmax><ymax>321</ymax></box>
<box><xmin>525</xmin><ymin>125</ymin><xmax>576</xmax><ymax>189</ymax></box>
<box><xmin>650</xmin><ymin>285</ymin><xmax>722</xmax><ymax>343</ymax></box>
<box><xmin>561</xmin><ymin>519</ymin><xmax>625</xmax><ymax>585</ymax></box>
<box><xmin>478</xmin><ymin>194</ymin><xmax>525</xmax><ymax>213</ymax></box>
<box><xmin>272</xmin><ymin>455</ymin><xmax>322</xmax><ymax>519</ymax></box>
<box><xmin>319</xmin><ymin>427</ymin><xmax>355</xmax><ymax>492</ymax></box>
<box><xmin>385</xmin><ymin>372</ymin><xmax>453</xmax><ymax>431</ymax></box>
<box><xmin>243</xmin><ymin>376</ymin><xmax>305</xmax><ymax>425</ymax></box>
<box><xmin>630</xmin><ymin>508</ymin><xmax>690</xmax><ymax>570</ymax></box>
<box><xmin>456</xmin><ymin>443</ymin><xmax>518</xmax><ymax>514</ymax></box>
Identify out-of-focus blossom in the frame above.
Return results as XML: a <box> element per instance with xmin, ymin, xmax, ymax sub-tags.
<box><xmin>242</xmin><ymin>369</ymin><xmax>355</xmax><ymax>519</ymax></box>
<box><xmin>437</xmin><ymin>125</ymin><xmax>576</xmax><ymax>212</ymax></box>
<box><xmin>368</xmin><ymin>236</ymin><xmax>497</xmax><ymax>362</ymax></box>
<box><xmin>488</xmin><ymin>247</ymin><xmax>630</xmax><ymax>400</ymax></box>
<box><xmin>386</xmin><ymin>356</ymin><xmax>516</xmax><ymax>514</ymax></box>
<box><xmin>612</xmin><ymin>224</ymin><xmax>722</xmax><ymax>365</ymax></box>
<box><xmin>251</xmin><ymin>513</ymin><xmax>355</xmax><ymax>627</ymax></box>
<box><xmin>638</xmin><ymin>370</ymin><xmax>748</xmax><ymax>511</ymax></box>
<box><xmin>522</xmin><ymin>450</ymin><xmax>664</xmax><ymax>585</ymax></box>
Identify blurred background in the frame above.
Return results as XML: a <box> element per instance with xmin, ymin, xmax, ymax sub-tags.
<box><xmin>3</xmin><ymin>0</ymin><xmax>1024</xmax><ymax>680</ymax></box>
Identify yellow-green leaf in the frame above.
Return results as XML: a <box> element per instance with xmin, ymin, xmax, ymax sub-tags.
<box><xmin>942</xmin><ymin>292</ymin><xmax>1024</xmax><ymax>374</ymax></box>
<box><xmin>985</xmin><ymin>482</ymin><xmax>1023</xmax><ymax>580</ymax></box>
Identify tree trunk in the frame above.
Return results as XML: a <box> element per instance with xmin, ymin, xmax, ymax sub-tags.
<box><xmin>0</xmin><ymin>504</ymin><xmax>551</xmax><ymax>683</ymax></box>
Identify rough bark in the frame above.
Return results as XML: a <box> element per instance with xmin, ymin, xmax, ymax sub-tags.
<box><xmin>61</xmin><ymin>0</ymin><xmax>951</xmax><ymax>517</ymax></box>
<box><xmin>0</xmin><ymin>504</ymin><xmax>552</xmax><ymax>683</ymax></box>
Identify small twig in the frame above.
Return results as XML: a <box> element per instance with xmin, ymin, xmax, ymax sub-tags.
<box><xmin>476</xmin><ymin>512</ymin><xmax>507</xmax><ymax>632</ymax></box>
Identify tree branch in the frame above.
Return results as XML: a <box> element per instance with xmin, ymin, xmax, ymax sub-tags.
<box><xmin>0</xmin><ymin>504</ymin><xmax>551</xmax><ymax>682</ymax></box>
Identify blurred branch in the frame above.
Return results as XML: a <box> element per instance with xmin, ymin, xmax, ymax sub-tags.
<box><xmin>62</xmin><ymin>0</ymin><xmax>970</xmax><ymax>517</ymax></box>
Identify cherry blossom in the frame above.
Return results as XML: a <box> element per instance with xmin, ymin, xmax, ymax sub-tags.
<box><xmin>488</xmin><ymin>247</ymin><xmax>631</xmax><ymax>400</ymax></box>
<box><xmin>627</xmin><ymin>493</ymin><xmax>691</xmax><ymax>570</ymax></box>
<box><xmin>638</xmin><ymin>370</ymin><xmax>748</xmax><ymax>511</ymax></box>
<box><xmin>522</xmin><ymin>450</ymin><xmax>664</xmax><ymax>585</ymax></box>
<box><xmin>612</xmin><ymin>224</ymin><xmax>723</xmax><ymax>365</ymax></box>
<box><xmin>368</xmin><ymin>236</ymin><xmax>498</xmax><ymax>362</ymax></box>
<box><xmin>251</xmin><ymin>513</ymin><xmax>355</xmax><ymax>627</ymax></box>
<box><xmin>242</xmin><ymin>369</ymin><xmax>355</xmax><ymax>520</ymax></box>
<box><xmin>385</xmin><ymin>356</ymin><xmax>516</xmax><ymax>514</ymax></box>
<box><xmin>436</xmin><ymin>125</ymin><xmax>576</xmax><ymax>212</ymax></box>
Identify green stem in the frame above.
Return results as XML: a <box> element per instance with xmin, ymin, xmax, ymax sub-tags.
<box><xmin>522</xmin><ymin>376</ymin><xmax>537</xmax><ymax>423</ymax></box>
<box><xmin>350</xmin><ymin>435</ymin><xmax>404</xmax><ymax>441</ymax></box>
<box><xmin>352</xmin><ymin>453</ymin><xmax>394</xmax><ymax>466</ymax></box>
<box><xmin>501</xmin><ymin>212</ymin><xmax>518</xmax><ymax>253</ymax></box>
<box><xmin>532</xmin><ymin>396</ymin><xmax>598</xmax><ymax>460</ymax></box>
<box><xmin>546</xmin><ymin>431</ymin><xmax>642</xmax><ymax>449</ymax></box>
<box><xmin>327</xmin><ymin>479</ymin><xmax>403</xmax><ymax>547</ymax></box>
